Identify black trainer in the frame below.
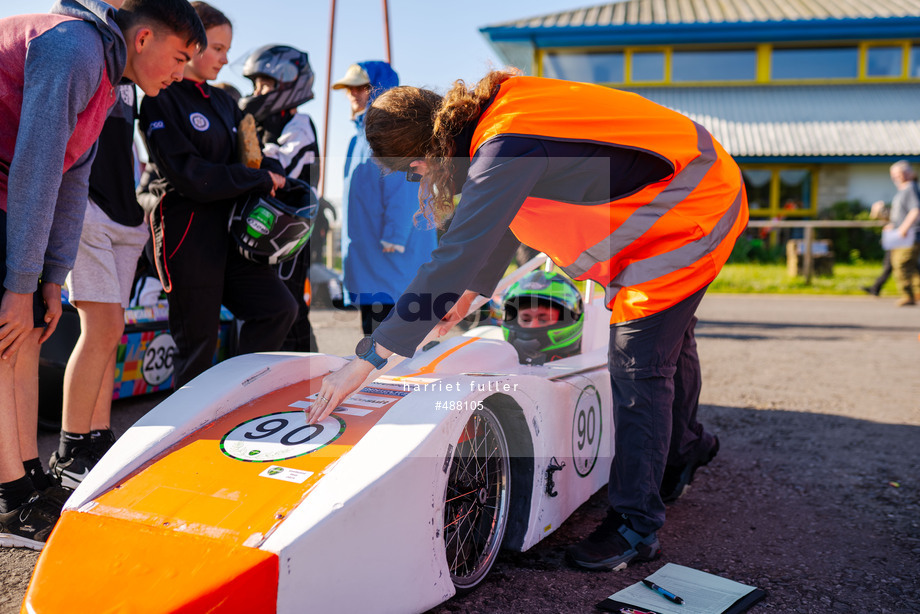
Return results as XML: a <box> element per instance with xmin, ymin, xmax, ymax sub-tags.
<box><xmin>91</xmin><ymin>428</ymin><xmax>117</xmax><ymax>459</ymax></box>
<box><xmin>660</xmin><ymin>434</ymin><xmax>720</xmax><ymax>503</ymax></box>
<box><xmin>40</xmin><ymin>485</ymin><xmax>74</xmax><ymax>514</ymax></box>
<box><xmin>566</xmin><ymin>509</ymin><xmax>661</xmax><ymax>571</ymax></box>
<box><xmin>0</xmin><ymin>492</ymin><xmax>58</xmax><ymax>551</ymax></box>
<box><xmin>49</xmin><ymin>445</ymin><xmax>100</xmax><ymax>490</ymax></box>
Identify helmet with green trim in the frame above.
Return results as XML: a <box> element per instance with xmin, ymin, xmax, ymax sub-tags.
<box><xmin>501</xmin><ymin>270</ymin><xmax>584</xmax><ymax>365</ymax></box>
<box><xmin>228</xmin><ymin>178</ymin><xmax>318</xmax><ymax>265</ymax></box>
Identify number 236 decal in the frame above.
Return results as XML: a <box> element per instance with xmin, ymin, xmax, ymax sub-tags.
<box><xmin>142</xmin><ymin>333</ymin><xmax>177</xmax><ymax>386</ymax></box>
<box><xmin>221</xmin><ymin>411</ymin><xmax>345</xmax><ymax>462</ymax></box>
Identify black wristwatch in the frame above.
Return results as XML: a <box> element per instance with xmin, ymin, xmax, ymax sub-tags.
<box><xmin>355</xmin><ymin>337</ymin><xmax>388</xmax><ymax>369</ymax></box>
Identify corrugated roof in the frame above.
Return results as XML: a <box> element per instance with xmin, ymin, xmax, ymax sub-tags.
<box><xmin>626</xmin><ymin>84</ymin><xmax>920</xmax><ymax>157</ymax></box>
<box><xmin>489</xmin><ymin>0</ymin><xmax>920</xmax><ymax>28</ymax></box>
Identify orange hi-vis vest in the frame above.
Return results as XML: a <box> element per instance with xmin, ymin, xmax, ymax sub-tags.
<box><xmin>470</xmin><ymin>76</ymin><xmax>749</xmax><ymax>323</ymax></box>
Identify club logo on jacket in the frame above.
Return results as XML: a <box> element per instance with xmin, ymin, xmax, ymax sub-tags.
<box><xmin>118</xmin><ymin>84</ymin><xmax>135</xmax><ymax>107</ymax></box>
<box><xmin>189</xmin><ymin>112</ymin><xmax>210</xmax><ymax>131</ymax></box>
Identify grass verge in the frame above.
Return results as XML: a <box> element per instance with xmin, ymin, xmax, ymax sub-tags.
<box><xmin>709</xmin><ymin>263</ymin><xmax>893</xmax><ymax>295</ymax></box>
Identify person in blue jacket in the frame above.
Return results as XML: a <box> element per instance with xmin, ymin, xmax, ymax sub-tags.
<box><xmin>333</xmin><ymin>61</ymin><xmax>437</xmax><ymax>335</ymax></box>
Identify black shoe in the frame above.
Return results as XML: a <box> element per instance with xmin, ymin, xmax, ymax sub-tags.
<box><xmin>0</xmin><ymin>491</ymin><xmax>59</xmax><ymax>551</ymax></box>
<box><xmin>40</xmin><ymin>485</ymin><xmax>74</xmax><ymax>514</ymax></box>
<box><xmin>49</xmin><ymin>446</ymin><xmax>100</xmax><ymax>490</ymax></box>
<box><xmin>862</xmin><ymin>286</ymin><xmax>880</xmax><ymax>296</ymax></box>
<box><xmin>566</xmin><ymin>509</ymin><xmax>661</xmax><ymax>571</ymax></box>
<box><xmin>90</xmin><ymin>428</ymin><xmax>117</xmax><ymax>458</ymax></box>
<box><xmin>660</xmin><ymin>435</ymin><xmax>720</xmax><ymax>503</ymax></box>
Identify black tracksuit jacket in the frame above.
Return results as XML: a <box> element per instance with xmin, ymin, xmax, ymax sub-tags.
<box><xmin>139</xmin><ymin>79</ymin><xmax>296</xmax><ymax>387</ymax></box>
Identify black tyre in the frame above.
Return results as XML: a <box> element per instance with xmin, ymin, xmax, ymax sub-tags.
<box><xmin>443</xmin><ymin>406</ymin><xmax>511</xmax><ymax>593</ymax></box>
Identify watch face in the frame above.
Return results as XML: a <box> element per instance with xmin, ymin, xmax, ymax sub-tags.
<box><xmin>356</xmin><ymin>336</ymin><xmax>372</xmax><ymax>355</ymax></box>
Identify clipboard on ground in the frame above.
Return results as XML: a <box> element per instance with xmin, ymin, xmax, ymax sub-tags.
<box><xmin>596</xmin><ymin>563</ymin><xmax>766</xmax><ymax>614</ymax></box>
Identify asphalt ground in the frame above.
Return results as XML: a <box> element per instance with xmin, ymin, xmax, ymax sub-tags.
<box><xmin>2</xmin><ymin>294</ymin><xmax>918</xmax><ymax>613</ymax></box>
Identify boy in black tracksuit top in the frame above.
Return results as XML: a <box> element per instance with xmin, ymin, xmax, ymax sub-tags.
<box><xmin>139</xmin><ymin>77</ymin><xmax>297</xmax><ymax>388</ymax></box>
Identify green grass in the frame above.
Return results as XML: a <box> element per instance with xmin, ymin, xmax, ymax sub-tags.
<box><xmin>709</xmin><ymin>263</ymin><xmax>894</xmax><ymax>295</ymax></box>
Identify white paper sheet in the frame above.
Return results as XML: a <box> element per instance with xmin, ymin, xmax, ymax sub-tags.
<box><xmin>608</xmin><ymin>564</ymin><xmax>758</xmax><ymax>614</ymax></box>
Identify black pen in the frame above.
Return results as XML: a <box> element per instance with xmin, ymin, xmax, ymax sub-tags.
<box><xmin>642</xmin><ymin>579</ymin><xmax>685</xmax><ymax>605</ymax></box>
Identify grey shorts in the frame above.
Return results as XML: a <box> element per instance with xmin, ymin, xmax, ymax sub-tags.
<box><xmin>65</xmin><ymin>198</ymin><xmax>149</xmax><ymax>308</ymax></box>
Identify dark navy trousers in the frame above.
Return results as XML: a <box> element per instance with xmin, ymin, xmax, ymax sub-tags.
<box><xmin>607</xmin><ymin>285</ymin><xmax>714</xmax><ymax>535</ymax></box>
<box><xmin>150</xmin><ymin>200</ymin><xmax>298</xmax><ymax>389</ymax></box>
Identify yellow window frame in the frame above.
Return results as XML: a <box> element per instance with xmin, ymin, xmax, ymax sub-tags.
<box><xmin>859</xmin><ymin>40</ymin><xmax>911</xmax><ymax>80</ymax></box>
<box><xmin>625</xmin><ymin>48</ymin><xmax>669</xmax><ymax>83</ymax></box>
<box><xmin>536</xmin><ymin>41</ymin><xmax>920</xmax><ymax>86</ymax></box>
<box><xmin>742</xmin><ymin>165</ymin><xmax>819</xmax><ymax>218</ymax></box>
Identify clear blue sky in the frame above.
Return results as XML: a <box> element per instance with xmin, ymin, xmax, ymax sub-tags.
<box><xmin>3</xmin><ymin>0</ymin><xmax>594</xmax><ymax>203</ymax></box>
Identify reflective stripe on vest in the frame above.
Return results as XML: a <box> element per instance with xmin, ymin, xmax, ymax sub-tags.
<box><xmin>470</xmin><ymin>76</ymin><xmax>748</xmax><ymax>322</ymax></box>
<box><xmin>603</xmin><ymin>179</ymin><xmax>746</xmax><ymax>306</ymax></box>
<box><xmin>565</xmin><ymin>123</ymin><xmax>717</xmax><ymax>279</ymax></box>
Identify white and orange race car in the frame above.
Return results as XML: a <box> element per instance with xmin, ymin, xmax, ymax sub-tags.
<box><xmin>23</xmin><ymin>259</ymin><xmax>615</xmax><ymax>614</ymax></box>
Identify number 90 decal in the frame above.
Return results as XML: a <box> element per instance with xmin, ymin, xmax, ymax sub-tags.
<box><xmin>572</xmin><ymin>385</ymin><xmax>603</xmax><ymax>477</ymax></box>
<box><xmin>221</xmin><ymin>411</ymin><xmax>345</xmax><ymax>462</ymax></box>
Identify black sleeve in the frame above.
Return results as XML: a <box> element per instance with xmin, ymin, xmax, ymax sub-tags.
<box><xmin>371</xmin><ymin>137</ymin><xmax>547</xmax><ymax>357</ymax></box>
<box><xmin>139</xmin><ymin>90</ymin><xmax>273</xmax><ymax>203</ymax></box>
<box><xmin>303</xmin><ymin>115</ymin><xmax>321</xmax><ymax>189</ymax></box>
<box><xmin>467</xmin><ymin>228</ymin><xmax>521</xmax><ymax>295</ymax></box>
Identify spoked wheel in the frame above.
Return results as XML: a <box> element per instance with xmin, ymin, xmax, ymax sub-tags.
<box><xmin>443</xmin><ymin>407</ymin><xmax>511</xmax><ymax>593</ymax></box>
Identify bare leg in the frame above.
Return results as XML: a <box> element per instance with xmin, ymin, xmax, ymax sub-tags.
<box><xmin>0</xmin><ymin>350</ymin><xmax>24</xmax><ymax>483</ymax></box>
<box><xmin>14</xmin><ymin>329</ymin><xmax>42</xmax><ymax>462</ymax></box>
<box><xmin>90</xmin><ymin>351</ymin><xmax>116</xmax><ymax>432</ymax></box>
<box><xmin>61</xmin><ymin>302</ymin><xmax>123</xmax><ymax>434</ymax></box>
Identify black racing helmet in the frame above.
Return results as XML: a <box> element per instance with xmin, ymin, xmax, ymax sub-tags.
<box><xmin>239</xmin><ymin>45</ymin><xmax>315</xmax><ymax>122</ymax></box>
<box><xmin>502</xmin><ymin>270</ymin><xmax>584</xmax><ymax>365</ymax></box>
<box><xmin>229</xmin><ymin>178</ymin><xmax>318</xmax><ymax>265</ymax></box>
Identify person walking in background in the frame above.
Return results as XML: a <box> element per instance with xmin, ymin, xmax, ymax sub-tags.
<box><xmin>51</xmin><ymin>76</ymin><xmax>148</xmax><ymax>490</ymax></box>
<box><xmin>333</xmin><ymin>61</ymin><xmax>438</xmax><ymax>336</ymax></box>
<box><xmin>0</xmin><ymin>0</ymin><xmax>205</xmax><ymax>550</ymax></box>
<box><xmin>241</xmin><ymin>44</ymin><xmax>321</xmax><ymax>352</ymax></box>
<box><xmin>139</xmin><ymin>1</ymin><xmax>297</xmax><ymax>389</ymax></box>
<box><xmin>881</xmin><ymin>160</ymin><xmax>920</xmax><ymax>306</ymax></box>
<box><xmin>310</xmin><ymin>70</ymin><xmax>745</xmax><ymax>571</ymax></box>
<box><xmin>863</xmin><ymin>199</ymin><xmax>892</xmax><ymax>296</ymax></box>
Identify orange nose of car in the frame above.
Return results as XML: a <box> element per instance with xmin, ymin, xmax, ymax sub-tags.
<box><xmin>22</xmin><ymin>510</ymin><xmax>279</xmax><ymax>614</ymax></box>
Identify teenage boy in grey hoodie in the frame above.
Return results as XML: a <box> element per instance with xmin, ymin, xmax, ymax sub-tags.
<box><xmin>0</xmin><ymin>0</ymin><xmax>205</xmax><ymax>551</ymax></box>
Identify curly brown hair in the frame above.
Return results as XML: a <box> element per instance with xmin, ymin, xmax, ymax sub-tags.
<box><xmin>365</xmin><ymin>69</ymin><xmax>518</xmax><ymax>226</ymax></box>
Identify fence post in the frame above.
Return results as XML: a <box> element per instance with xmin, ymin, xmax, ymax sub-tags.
<box><xmin>803</xmin><ymin>226</ymin><xmax>815</xmax><ymax>285</ymax></box>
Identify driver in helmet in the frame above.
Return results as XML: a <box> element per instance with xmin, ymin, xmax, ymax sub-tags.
<box><xmin>240</xmin><ymin>44</ymin><xmax>320</xmax><ymax>186</ymax></box>
<box><xmin>501</xmin><ymin>270</ymin><xmax>584</xmax><ymax>365</ymax></box>
<box><xmin>240</xmin><ymin>45</ymin><xmax>323</xmax><ymax>352</ymax></box>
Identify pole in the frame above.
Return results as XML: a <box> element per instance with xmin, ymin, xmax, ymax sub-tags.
<box><xmin>382</xmin><ymin>0</ymin><xmax>392</xmax><ymax>64</ymax></box>
<box><xmin>320</xmin><ymin>0</ymin><xmax>336</xmax><ymax>267</ymax></box>
<box><xmin>319</xmin><ymin>0</ymin><xmax>336</xmax><ymax>199</ymax></box>
<box><xmin>803</xmin><ymin>225</ymin><xmax>815</xmax><ymax>285</ymax></box>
